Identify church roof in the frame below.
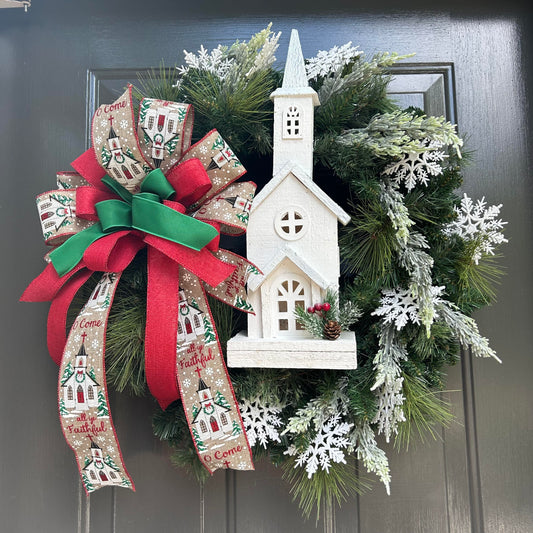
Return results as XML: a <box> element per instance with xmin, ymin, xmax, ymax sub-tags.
<box><xmin>108</xmin><ymin>125</ymin><xmax>119</xmax><ymax>140</ymax></box>
<box><xmin>247</xmin><ymin>245</ymin><xmax>330</xmax><ymax>292</ymax></box>
<box><xmin>251</xmin><ymin>162</ymin><xmax>351</xmax><ymax>225</ymax></box>
<box><xmin>197</xmin><ymin>378</ymin><xmax>209</xmax><ymax>392</ymax></box>
<box><xmin>90</xmin><ymin>440</ymin><xmax>101</xmax><ymax>449</ymax></box>
<box><xmin>77</xmin><ymin>342</ymin><xmax>88</xmax><ymax>357</ymax></box>
<box><xmin>270</xmin><ymin>29</ymin><xmax>319</xmax><ymax>105</ymax></box>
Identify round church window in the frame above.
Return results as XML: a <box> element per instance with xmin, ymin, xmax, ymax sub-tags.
<box><xmin>274</xmin><ymin>206</ymin><xmax>308</xmax><ymax>241</ymax></box>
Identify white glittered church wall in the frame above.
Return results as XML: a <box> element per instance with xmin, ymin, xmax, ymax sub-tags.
<box><xmin>246</xmin><ymin>173</ymin><xmax>340</xmax><ymax>282</ymax></box>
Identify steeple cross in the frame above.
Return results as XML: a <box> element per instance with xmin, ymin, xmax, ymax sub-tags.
<box><xmin>81</xmin><ymin>331</ymin><xmax>88</xmax><ymax>344</ymax></box>
<box><xmin>194</xmin><ymin>367</ymin><xmax>202</xmax><ymax>379</ymax></box>
<box><xmin>108</xmin><ymin>115</ymin><xmax>114</xmax><ymax>127</ymax></box>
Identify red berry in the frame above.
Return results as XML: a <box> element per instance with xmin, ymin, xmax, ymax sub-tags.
<box><xmin>307</xmin><ymin>306</ymin><xmax>315</xmax><ymax>313</ymax></box>
<box><xmin>322</xmin><ymin>302</ymin><xmax>331</xmax><ymax>312</ymax></box>
<box><xmin>314</xmin><ymin>303</ymin><xmax>323</xmax><ymax>311</ymax></box>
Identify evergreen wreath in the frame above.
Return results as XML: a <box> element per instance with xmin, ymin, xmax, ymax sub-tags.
<box><xmin>75</xmin><ymin>26</ymin><xmax>507</xmax><ymax>519</ymax></box>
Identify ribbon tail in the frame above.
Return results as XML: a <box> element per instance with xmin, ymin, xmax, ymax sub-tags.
<box><xmin>175</xmin><ymin>269</ymin><xmax>254</xmax><ymax>473</ymax></box>
<box><xmin>145</xmin><ymin>248</ymin><xmax>181</xmax><ymax>409</ymax></box>
<box><xmin>58</xmin><ymin>271</ymin><xmax>135</xmax><ymax>494</ymax></box>
<box><xmin>48</xmin><ymin>269</ymin><xmax>93</xmax><ymax>365</ymax></box>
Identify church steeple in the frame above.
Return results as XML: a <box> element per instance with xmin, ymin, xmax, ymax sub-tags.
<box><xmin>76</xmin><ymin>332</ymin><xmax>88</xmax><ymax>369</ymax></box>
<box><xmin>270</xmin><ymin>29</ymin><xmax>319</xmax><ymax>178</ymax></box>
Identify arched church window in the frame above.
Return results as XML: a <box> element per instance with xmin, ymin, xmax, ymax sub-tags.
<box><xmin>67</xmin><ymin>386</ymin><xmax>73</xmax><ymax>401</ymax></box>
<box><xmin>194</xmin><ymin>315</ymin><xmax>201</xmax><ymax>329</ymax></box>
<box><xmin>148</xmin><ymin>116</ymin><xmax>154</xmax><ymax>130</ymax></box>
<box><xmin>274</xmin><ymin>206</ymin><xmax>308</xmax><ymax>241</ymax></box>
<box><xmin>274</xmin><ymin>275</ymin><xmax>310</xmax><ymax>336</ymax></box>
<box><xmin>167</xmin><ymin>120</ymin><xmax>175</xmax><ymax>134</ymax></box>
<box><xmin>90</xmin><ymin>471</ymin><xmax>97</xmax><ymax>480</ymax></box>
<box><xmin>131</xmin><ymin>164</ymin><xmax>140</xmax><ymax>175</ymax></box>
<box><xmin>88</xmin><ymin>387</ymin><xmax>94</xmax><ymax>401</ymax></box>
<box><xmin>113</xmin><ymin>169</ymin><xmax>122</xmax><ymax>182</ymax></box>
<box><xmin>220</xmin><ymin>413</ymin><xmax>228</xmax><ymax>425</ymax></box>
<box><xmin>283</xmin><ymin>106</ymin><xmax>303</xmax><ymax>139</ymax></box>
<box><xmin>177</xmin><ymin>322</ymin><xmax>183</xmax><ymax>335</ymax></box>
<box><xmin>110</xmin><ymin>471</ymin><xmax>117</xmax><ymax>479</ymax></box>
<box><xmin>200</xmin><ymin>420</ymin><xmax>207</xmax><ymax>433</ymax></box>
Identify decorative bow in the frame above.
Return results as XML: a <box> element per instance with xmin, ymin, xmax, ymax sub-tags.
<box><xmin>22</xmin><ymin>87</ymin><xmax>256</xmax><ymax>493</ymax></box>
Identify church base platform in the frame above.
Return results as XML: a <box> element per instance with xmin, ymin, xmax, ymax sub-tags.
<box><xmin>226</xmin><ymin>330</ymin><xmax>357</xmax><ymax>370</ymax></box>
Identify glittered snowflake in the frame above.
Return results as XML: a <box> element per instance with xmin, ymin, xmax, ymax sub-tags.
<box><xmin>182</xmin><ymin>378</ymin><xmax>191</xmax><ymax>388</ymax></box>
<box><xmin>306</xmin><ymin>42</ymin><xmax>363</xmax><ymax>80</ymax></box>
<box><xmin>177</xmin><ymin>45</ymin><xmax>234</xmax><ymax>80</ymax></box>
<box><xmin>371</xmin><ymin>377</ymin><xmax>406</xmax><ymax>443</ymax></box>
<box><xmin>199</xmin><ymin>145</ymin><xmax>208</xmax><ymax>154</ymax></box>
<box><xmin>383</xmin><ymin>139</ymin><xmax>447</xmax><ymax>191</ymax></box>
<box><xmin>239</xmin><ymin>397</ymin><xmax>283</xmax><ymax>448</ymax></box>
<box><xmin>444</xmin><ymin>193</ymin><xmax>508</xmax><ymax>264</ymax></box>
<box><xmin>119</xmin><ymin>119</ymin><xmax>128</xmax><ymax>129</ymax></box>
<box><xmin>286</xmin><ymin>414</ymin><xmax>353</xmax><ymax>478</ymax></box>
<box><xmin>372</xmin><ymin>286</ymin><xmax>444</xmax><ymax>330</ymax></box>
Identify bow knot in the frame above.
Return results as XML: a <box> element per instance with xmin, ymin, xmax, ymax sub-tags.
<box><xmin>50</xmin><ymin>167</ymin><xmax>219</xmax><ymax>277</ymax></box>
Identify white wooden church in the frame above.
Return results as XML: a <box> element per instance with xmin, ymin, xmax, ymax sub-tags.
<box><xmin>227</xmin><ymin>30</ymin><xmax>357</xmax><ymax>369</ymax></box>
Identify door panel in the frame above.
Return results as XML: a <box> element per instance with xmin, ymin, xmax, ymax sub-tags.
<box><xmin>2</xmin><ymin>4</ymin><xmax>531</xmax><ymax>532</ymax></box>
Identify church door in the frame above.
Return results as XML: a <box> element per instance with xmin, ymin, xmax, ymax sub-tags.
<box><xmin>185</xmin><ymin>317</ymin><xmax>192</xmax><ymax>335</ymax></box>
<box><xmin>209</xmin><ymin>416</ymin><xmax>219</xmax><ymax>432</ymax></box>
<box><xmin>77</xmin><ymin>385</ymin><xmax>84</xmax><ymax>404</ymax></box>
<box><xmin>99</xmin><ymin>471</ymin><xmax>108</xmax><ymax>482</ymax></box>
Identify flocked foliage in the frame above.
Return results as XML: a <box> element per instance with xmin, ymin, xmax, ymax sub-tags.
<box><xmin>72</xmin><ymin>27</ymin><xmax>509</xmax><ymax>521</ymax></box>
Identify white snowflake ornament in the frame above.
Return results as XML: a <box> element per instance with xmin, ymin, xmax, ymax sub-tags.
<box><xmin>383</xmin><ymin>139</ymin><xmax>447</xmax><ymax>191</ymax></box>
<box><xmin>306</xmin><ymin>42</ymin><xmax>363</xmax><ymax>81</ymax></box>
<box><xmin>444</xmin><ymin>193</ymin><xmax>508</xmax><ymax>264</ymax></box>
<box><xmin>239</xmin><ymin>397</ymin><xmax>283</xmax><ymax>448</ymax></box>
<box><xmin>371</xmin><ymin>377</ymin><xmax>406</xmax><ymax>443</ymax></box>
<box><xmin>286</xmin><ymin>414</ymin><xmax>353</xmax><ymax>478</ymax></box>
<box><xmin>372</xmin><ymin>286</ymin><xmax>445</xmax><ymax>330</ymax></box>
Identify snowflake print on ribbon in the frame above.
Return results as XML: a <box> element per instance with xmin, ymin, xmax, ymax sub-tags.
<box><xmin>383</xmin><ymin>139</ymin><xmax>447</xmax><ymax>191</ymax></box>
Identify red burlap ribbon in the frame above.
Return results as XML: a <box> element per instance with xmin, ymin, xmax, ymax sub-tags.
<box><xmin>22</xmin><ymin>87</ymin><xmax>257</xmax><ymax>492</ymax></box>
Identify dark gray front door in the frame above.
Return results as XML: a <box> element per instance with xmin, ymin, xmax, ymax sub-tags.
<box><xmin>2</xmin><ymin>3</ymin><xmax>531</xmax><ymax>532</ymax></box>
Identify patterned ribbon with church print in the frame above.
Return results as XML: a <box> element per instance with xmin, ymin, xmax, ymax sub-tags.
<box><xmin>59</xmin><ymin>272</ymin><xmax>133</xmax><ymax>492</ymax></box>
<box><xmin>21</xmin><ymin>87</ymin><xmax>257</xmax><ymax>492</ymax></box>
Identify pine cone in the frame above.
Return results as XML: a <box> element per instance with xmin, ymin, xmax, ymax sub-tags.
<box><xmin>323</xmin><ymin>320</ymin><xmax>341</xmax><ymax>340</ymax></box>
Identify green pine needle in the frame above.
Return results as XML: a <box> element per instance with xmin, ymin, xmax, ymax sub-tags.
<box><xmin>395</xmin><ymin>373</ymin><xmax>455</xmax><ymax>450</ymax></box>
<box><xmin>282</xmin><ymin>458</ymin><xmax>370</xmax><ymax>522</ymax></box>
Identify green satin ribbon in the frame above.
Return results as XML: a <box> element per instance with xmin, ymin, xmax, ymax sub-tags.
<box><xmin>50</xmin><ymin>169</ymin><xmax>218</xmax><ymax>277</ymax></box>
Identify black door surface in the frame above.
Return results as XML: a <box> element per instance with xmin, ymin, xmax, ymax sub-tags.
<box><xmin>1</xmin><ymin>2</ymin><xmax>532</xmax><ymax>532</ymax></box>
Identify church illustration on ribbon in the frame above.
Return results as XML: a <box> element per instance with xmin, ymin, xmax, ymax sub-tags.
<box><xmin>82</xmin><ymin>440</ymin><xmax>121</xmax><ymax>486</ymax></box>
<box><xmin>191</xmin><ymin>378</ymin><xmax>232</xmax><ymax>441</ymax></box>
<box><xmin>227</xmin><ymin>29</ymin><xmax>357</xmax><ymax>369</ymax></box>
<box><xmin>61</xmin><ymin>335</ymin><xmax>100</xmax><ymax>411</ymax></box>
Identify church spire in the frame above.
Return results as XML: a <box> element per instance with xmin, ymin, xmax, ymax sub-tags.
<box><xmin>270</xmin><ymin>29</ymin><xmax>319</xmax><ymax>178</ymax></box>
<box><xmin>281</xmin><ymin>30</ymin><xmax>308</xmax><ymax>89</ymax></box>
